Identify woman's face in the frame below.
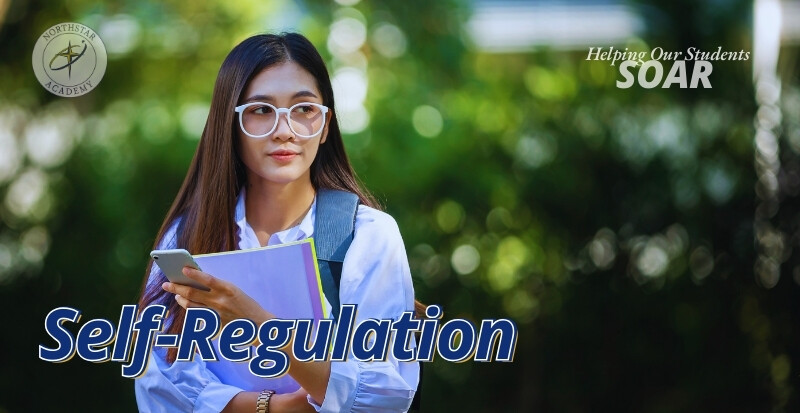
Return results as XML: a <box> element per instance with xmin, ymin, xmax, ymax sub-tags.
<box><xmin>236</xmin><ymin>61</ymin><xmax>330</xmax><ymax>187</ymax></box>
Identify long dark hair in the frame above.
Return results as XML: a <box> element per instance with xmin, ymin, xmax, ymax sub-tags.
<box><xmin>138</xmin><ymin>33</ymin><xmax>383</xmax><ymax>362</ymax></box>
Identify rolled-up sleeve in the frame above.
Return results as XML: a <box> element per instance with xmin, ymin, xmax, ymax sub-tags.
<box><xmin>309</xmin><ymin>206</ymin><xmax>420</xmax><ymax>412</ymax></box>
<box><xmin>134</xmin><ymin>219</ymin><xmax>243</xmax><ymax>412</ymax></box>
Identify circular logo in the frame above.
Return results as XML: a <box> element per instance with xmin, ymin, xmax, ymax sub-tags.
<box><xmin>32</xmin><ymin>22</ymin><xmax>107</xmax><ymax>97</ymax></box>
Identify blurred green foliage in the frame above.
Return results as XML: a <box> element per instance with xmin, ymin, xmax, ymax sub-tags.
<box><xmin>0</xmin><ymin>0</ymin><xmax>798</xmax><ymax>411</ymax></box>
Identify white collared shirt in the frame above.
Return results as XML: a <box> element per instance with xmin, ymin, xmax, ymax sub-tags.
<box><xmin>135</xmin><ymin>189</ymin><xmax>419</xmax><ymax>413</ymax></box>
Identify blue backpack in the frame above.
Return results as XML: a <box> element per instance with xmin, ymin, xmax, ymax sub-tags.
<box><xmin>314</xmin><ymin>188</ymin><xmax>423</xmax><ymax>411</ymax></box>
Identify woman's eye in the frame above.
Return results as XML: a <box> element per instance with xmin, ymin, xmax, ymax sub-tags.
<box><xmin>295</xmin><ymin>104</ymin><xmax>316</xmax><ymax>114</ymax></box>
<box><xmin>251</xmin><ymin>105</ymin><xmax>273</xmax><ymax>115</ymax></box>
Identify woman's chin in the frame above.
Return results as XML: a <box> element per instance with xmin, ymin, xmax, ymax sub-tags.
<box><xmin>253</xmin><ymin>170</ymin><xmax>307</xmax><ymax>186</ymax></box>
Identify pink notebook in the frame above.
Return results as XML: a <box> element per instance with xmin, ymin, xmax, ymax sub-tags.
<box><xmin>192</xmin><ymin>238</ymin><xmax>327</xmax><ymax>394</ymax></box>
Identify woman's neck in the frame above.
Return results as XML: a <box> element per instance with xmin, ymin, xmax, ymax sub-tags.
<box><xmin>244</xmin><ymin>175</ymin><xmax>315</xmax><ymax>244</ymax></box>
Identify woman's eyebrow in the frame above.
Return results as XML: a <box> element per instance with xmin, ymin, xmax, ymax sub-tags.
<box><xmin>243</xmin><ymin>90</ymin><xmax>319</xmax><ymax>103</ymax></box>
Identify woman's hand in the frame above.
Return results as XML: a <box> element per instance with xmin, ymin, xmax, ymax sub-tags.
<box><xmin>164</xmin><ymin>268</ymin><xmax>331</xmax><ymax>405</ymax></box>
<box><xmin>162</xmin><ymin>267</ymin><xmax>273</xmax><ymax>327</ymax></box>
<box><xmin>272</xmin><ymin>387</ymin><xmax>318</xmax><ymax>413</ymax></box>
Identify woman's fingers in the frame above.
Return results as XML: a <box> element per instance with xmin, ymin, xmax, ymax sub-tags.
<box><xmin>161</xmin><ymin>270</ymin><xmax>262</xmax><ymax>325</ymax></box>
<box><xmin>161</xmin><ymin>281</ymin><xmax>210</xmax><ymax>304</ymax></box>
<box><xmin>182</xmin><ymin>267</ymin><xmax>225</xmax><ymax>291</ymax></box>
<box><xmin>173</xmin><ymin>294</ymin><xmax>202</xmax><ymax>309</ymax></box>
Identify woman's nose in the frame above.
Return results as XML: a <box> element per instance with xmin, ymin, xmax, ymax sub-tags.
<box><xmin>272</xmin><ymin>112</ymin><xmax>295</xmax><ymax>141</ymax></box>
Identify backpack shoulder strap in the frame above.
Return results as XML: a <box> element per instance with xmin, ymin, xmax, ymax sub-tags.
<box><xmin>315</xmin><ymin>188</ymin><xmax>424</xmax><ymax>410</ymax></box>
<box><xmin>314</xmin><ymin>188</ymin><xmax>359</xmax><ymax>320</ymax></box>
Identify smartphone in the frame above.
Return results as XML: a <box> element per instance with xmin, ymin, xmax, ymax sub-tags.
<box><xmin>150</xmin><ymin>249</ymin><xmax>210</xmax><ymax>291</ymax></box>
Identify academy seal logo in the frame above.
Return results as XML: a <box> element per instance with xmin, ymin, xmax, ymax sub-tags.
<box><xmin>32</xmin><ymin>22</ymin><xmax>107</xmax><ymax>97</ymax></box>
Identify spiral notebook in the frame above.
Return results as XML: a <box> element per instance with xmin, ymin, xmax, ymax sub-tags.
<box><xmin>192</xmin><ymin>238</ymin><xmax>327</xmax><ymax>394</ymax></box>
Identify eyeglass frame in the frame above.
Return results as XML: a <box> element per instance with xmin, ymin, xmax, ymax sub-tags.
<box><xmin>233</xmin><ymin>101</ymin><xmax>330</xmax><ymax>139</ymax></box>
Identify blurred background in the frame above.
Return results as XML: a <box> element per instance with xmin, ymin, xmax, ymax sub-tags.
<box><xmin>1</xmin><ymin>0</ymin><xmax>799</xmax><ymax>411</ymax></box>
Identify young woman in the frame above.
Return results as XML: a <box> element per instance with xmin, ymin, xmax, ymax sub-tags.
<box><xmin>134</xmin><ymin>33</ymin><xmax>419</xmax><ymax>412</ymax></box>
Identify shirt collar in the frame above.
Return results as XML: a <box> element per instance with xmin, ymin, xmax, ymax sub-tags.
<box><xmin>234</xmin><ymin>188</ymin><xmax>316</xmax><ymax>246</ymax></box>
<box><xmin>293</xmin><ymin>196</ymin><xmax>316</xmax><ymax>240</ymax></box>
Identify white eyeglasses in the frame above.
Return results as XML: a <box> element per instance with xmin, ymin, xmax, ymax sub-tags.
<box><xmin>233</xmin><ymin>102</ymin><xmax>329</xmax><ymax>139</ymax></box>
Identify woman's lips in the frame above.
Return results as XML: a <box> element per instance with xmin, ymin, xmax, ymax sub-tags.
<box><xmin>268</xmin><ymin>150</ymin><xmax>298</xmax><ymax>162</ymax></box>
